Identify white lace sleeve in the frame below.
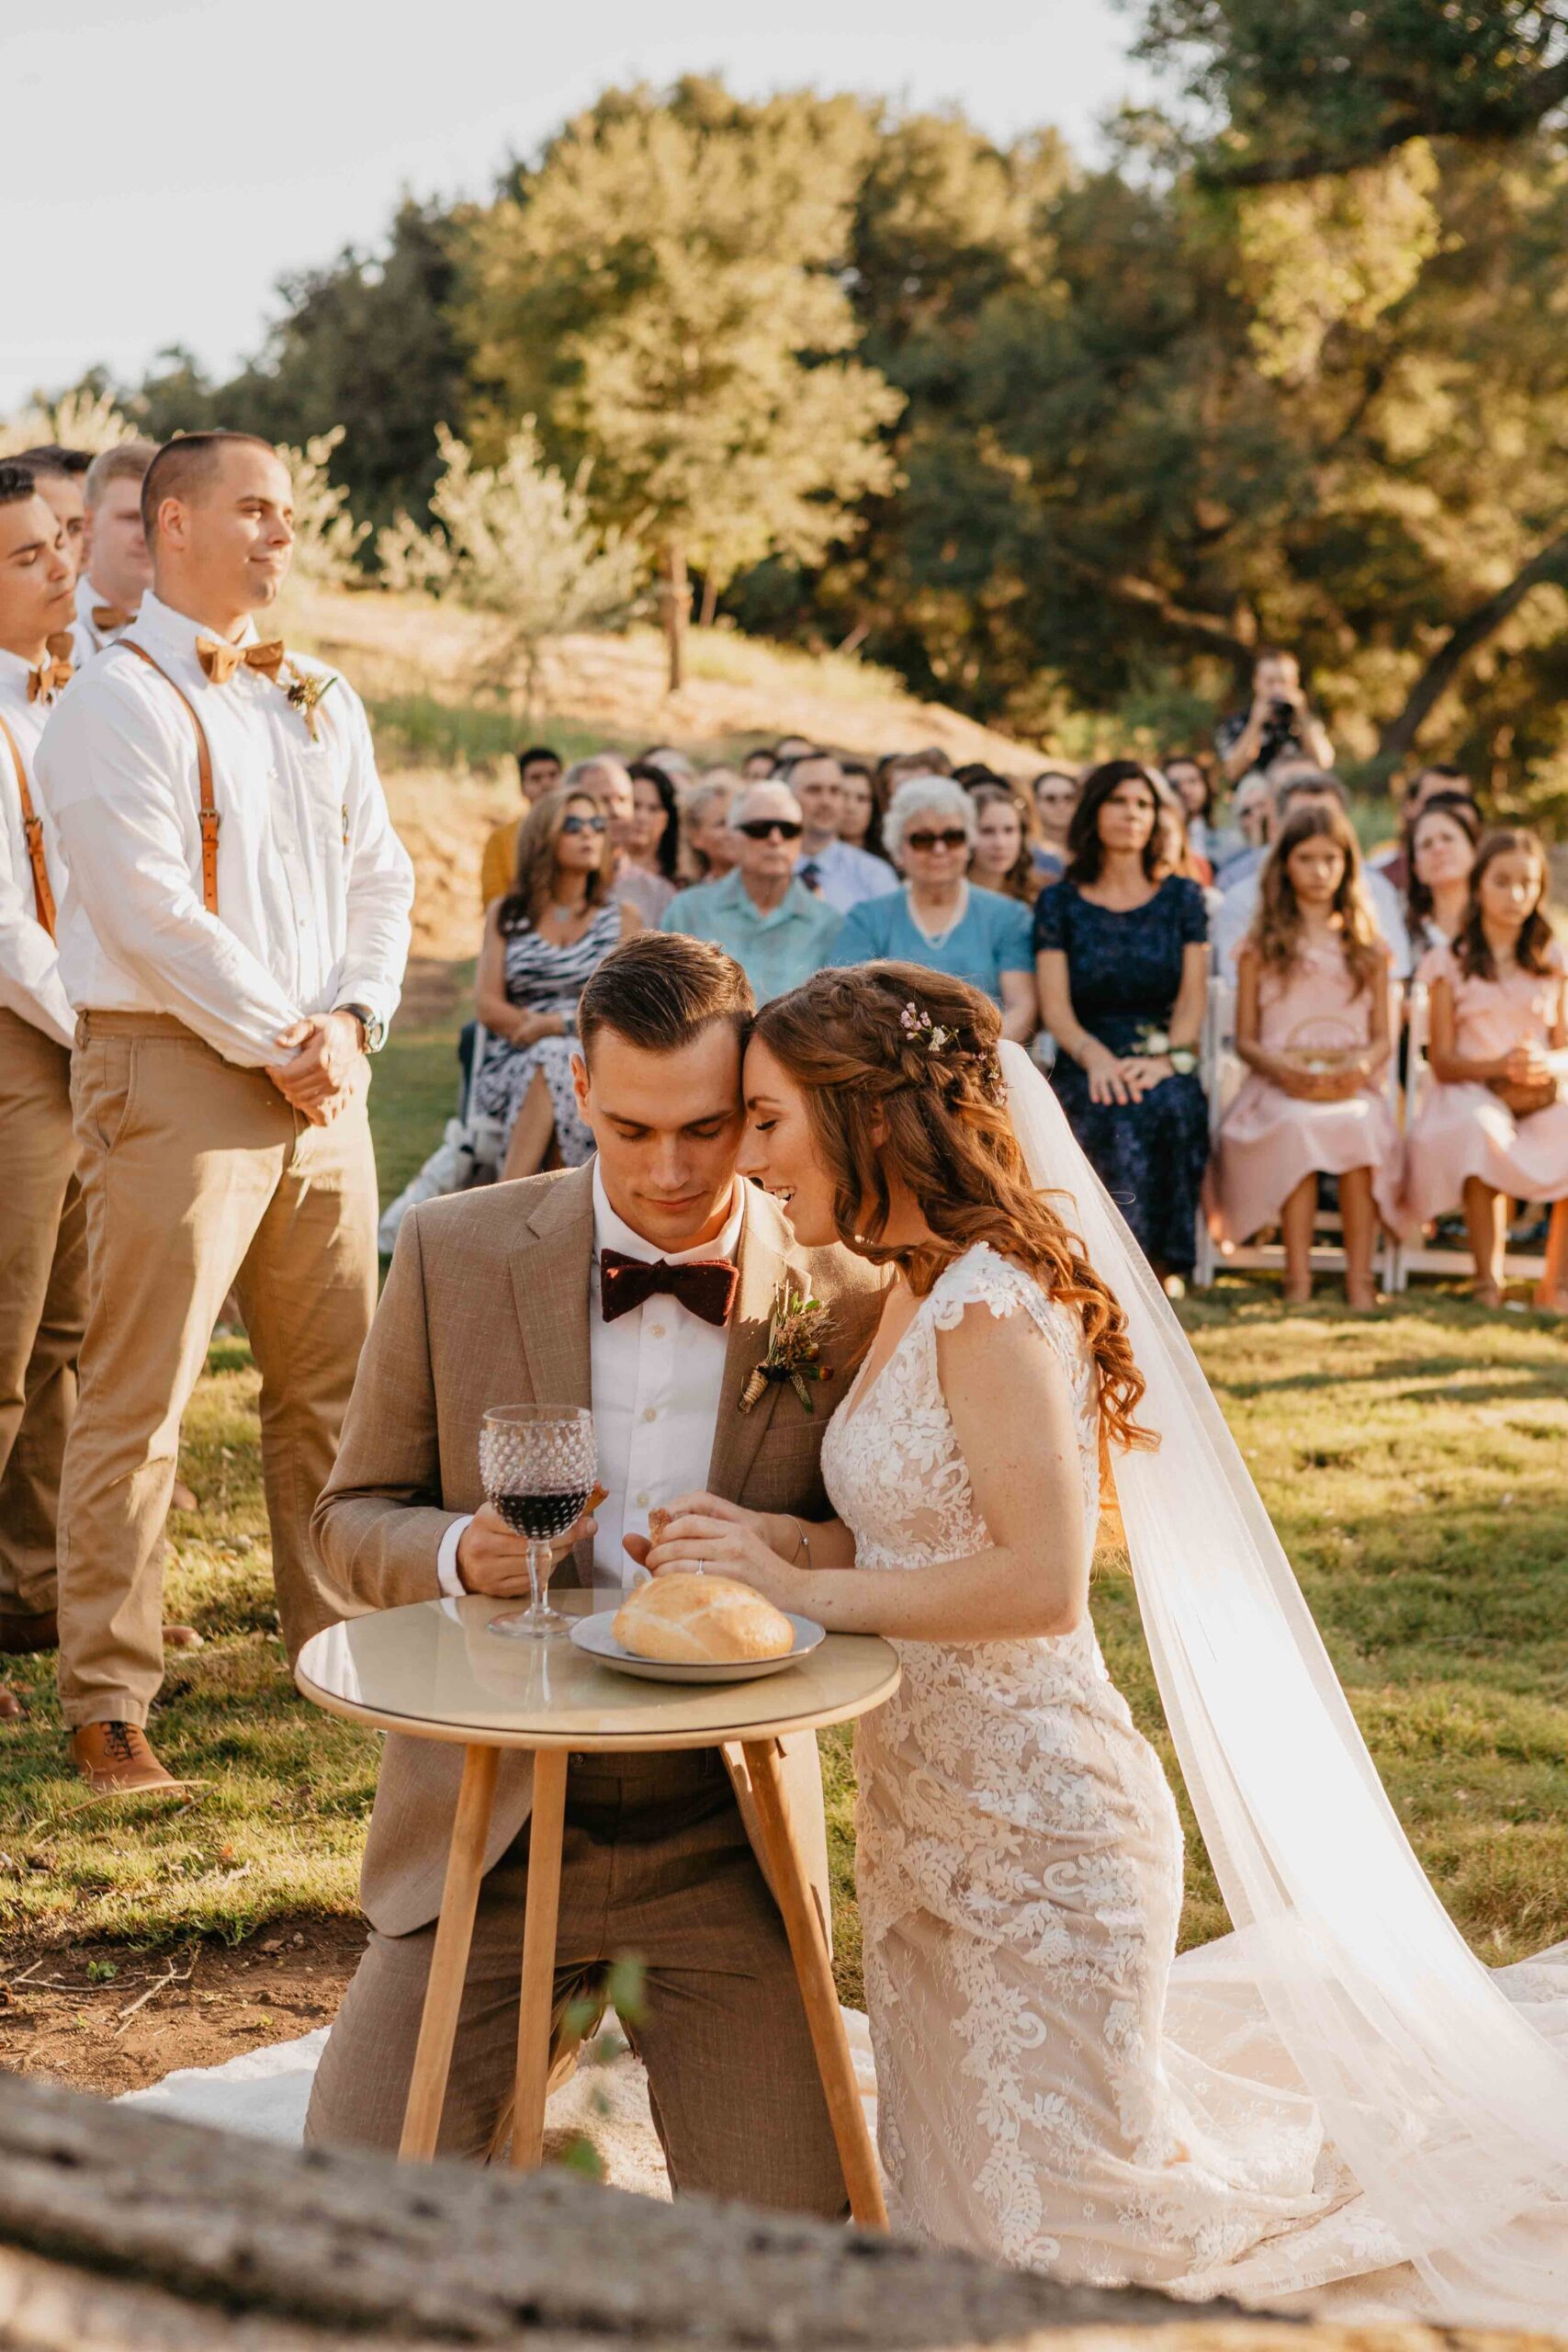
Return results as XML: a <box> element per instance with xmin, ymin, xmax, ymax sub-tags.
<box><xmin>927</xmin><ymin>1246</ymin><xmax>1101</xmax><ymax>1532</ymax></box>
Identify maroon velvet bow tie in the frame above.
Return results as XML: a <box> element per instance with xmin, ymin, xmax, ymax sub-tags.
<box><xmin>599</xmin><ymin>1248</ymin><xmax>739</xmax><ymax>1329</ymax></box>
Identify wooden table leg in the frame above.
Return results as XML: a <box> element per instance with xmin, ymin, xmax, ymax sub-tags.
<box><xmin>399</xmin><ymin>1742</ymin><xmax>500</xmax><ymax>2161</ymax></box>
<box><xmin>510</xmin><ymin>1744</ymin><xmax>569</xmax><ymax>2169</ymax></box>
<box><xmin>741</xmin><ymin>1737</ymin><xmax>888</xmax><ymax>2230</ymax></box>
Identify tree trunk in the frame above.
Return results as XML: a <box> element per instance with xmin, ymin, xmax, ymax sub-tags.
<box><xmin>1375</xmin><ymin>524</ymin><xmax>1568</xmax><ymax>776</ymax></box>
<box><xmin>698</xmin><ymin>571</ymin><xmax>718</xmax><ymax>631</ymax></box>
<box><xmin>660</xmin><ymin>544</ymin><xmax>690</xmax><ymax>695</ymax></box>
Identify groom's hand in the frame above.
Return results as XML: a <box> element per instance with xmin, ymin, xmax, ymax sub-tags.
<box><xmin>456</xmin><ymin>1501</ymin><xmax>598</xmax><ymax>1595</ymax></box>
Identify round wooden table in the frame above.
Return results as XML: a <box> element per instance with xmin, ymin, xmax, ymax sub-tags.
<box><xmin>296</xmin><ymin>1593</ymin><xmax>900</xmax><ymax>2226</ymax></box>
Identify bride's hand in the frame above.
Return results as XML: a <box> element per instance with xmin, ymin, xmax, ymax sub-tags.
<box><xmin>657</xmin><ymin>1491</ymin><xmax>800</xmax><ymax>1562</ymax></box>
<box><xmin>645</xmin><ymin>1510</ymin><xmax>807</xmax><ymax>1612</ymax></box>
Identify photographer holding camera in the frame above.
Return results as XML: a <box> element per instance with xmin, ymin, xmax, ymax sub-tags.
<box><xmin>1215</xmin><ymin>649</ymin><xmax>1334</xmax><ymax>787</ymax></box>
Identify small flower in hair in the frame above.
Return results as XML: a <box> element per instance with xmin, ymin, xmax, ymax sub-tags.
<box><xmin>901</xmin><ymin>1001</ymin><xmax>956</xmax><ymax>1056</ymax></box>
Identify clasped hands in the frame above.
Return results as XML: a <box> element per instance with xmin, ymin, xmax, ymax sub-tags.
<box><xmin>265</xmin><ymin>1010</ymin><xmax>365</xmax><ymax>1125</ymax></box>
<box><xmin>454</xmin><ymin>1490</ymin><xmax>806</xmax><ymax>1611</ymax></box>
<box><xmin>1083</xmin><ymin>1043</ymin><xmax>1174</xmax><ymax>1106</ymax></box>
<box><xmin>1489</xmin><ymin>1040</ymin><xmax>1558</xmax><ymax>1116</ymax></box>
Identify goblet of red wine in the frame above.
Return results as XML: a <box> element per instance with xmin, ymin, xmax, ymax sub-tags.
<box><xmin>479</xmin><ymin>1404</ymin><xmax>597</xmax><ymax>1640</ymax></box>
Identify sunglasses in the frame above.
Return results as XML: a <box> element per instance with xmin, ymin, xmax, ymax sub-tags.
<box><xmin>737</xmin><ymin>818</ymin><xmax>804</xmax><ymax>842</ymax></box>
<box><xmin>905</xmin><ymin>828</ymin><xmax>970</xmax><ymax>853</ymax></box>
<box><xmin>560</xmin><ymin>813</ymin><xmax>608</xmax><ymax>835</ymax></box>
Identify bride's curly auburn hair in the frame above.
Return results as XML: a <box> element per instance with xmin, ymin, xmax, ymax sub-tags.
<box><xmin>751</xmin><ymin>963</ymin><xmax>1153</xmax><ymax>1453</ymax></box>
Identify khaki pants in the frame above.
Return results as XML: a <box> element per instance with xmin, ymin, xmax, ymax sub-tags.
<box><xmin>57</xmin><ymin>1012</ymin><xmax>378</xmax><ymax>1727</ymax></box>
<box><xmin>305</xmin><ymin>1748</ymin><xmax>847</xmax><ymax>2216</ymax></box>
<box><xmin>0</xmin><ymin>1008</ymin><xmax>86</xmax><ymax>1621</ymax></box>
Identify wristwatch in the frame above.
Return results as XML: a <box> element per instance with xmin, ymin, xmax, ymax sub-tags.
<box><xmin>1168</xmin><ymin>1046</ymin><xmax>1198</xmax><ymax>1077</ymax></box>
<box><xmin>338</xmin><ymin>1001</ymin><xmax>387</xmax><ymax>1054</ymax></box>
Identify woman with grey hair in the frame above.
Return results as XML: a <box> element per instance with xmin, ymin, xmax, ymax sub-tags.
<box><xmin>830</xmin><ymin>775</ymin><xmax>1037</xmax><ymax>1038</ymax></box>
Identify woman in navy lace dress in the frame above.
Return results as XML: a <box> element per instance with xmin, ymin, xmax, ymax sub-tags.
<box><xmin>1034</xmin><ymin>762</ymin><xmax>1210</xmax><ymax>1283</ymax></box>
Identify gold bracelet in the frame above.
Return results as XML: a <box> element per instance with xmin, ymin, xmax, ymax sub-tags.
<box><xmin>787</xmin><ymin>1515</ymin><xmax>811</xmax><ymax>1569</ymax></box>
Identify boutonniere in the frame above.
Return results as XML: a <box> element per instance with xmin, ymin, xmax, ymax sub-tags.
<box><xmin>740</xmin><ymin>1283</ymin><xmax>831</xmax><ymax>1414</ymax></box>
<box><xmin>284</xmin><ymin>662</ymin><xmax>337</xmax><ymax>742</ymax></box>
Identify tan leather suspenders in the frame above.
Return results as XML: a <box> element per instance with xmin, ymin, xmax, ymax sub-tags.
<box><xmin>118</xmin><ymin>639</ymin><xmax>220</xmax><ymax>917</ymax></box>
<box><xmin>0</xmin><ymin>710</ymin><xmax>58</xmax><ymax>938</ymax></box>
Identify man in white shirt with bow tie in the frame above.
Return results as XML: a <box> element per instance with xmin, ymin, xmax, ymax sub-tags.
<box><xmin>37</xmin><ymin>431</ymin><xmax>414</xmax><ymax>1794</ymax></box>
<box><xmin>69</xmin><ymin>439</ymin><xmax>156</xmax><ymax>665</ymax></box>
<box><xmin>0</xmin><ymin>465</ymin><xmax>85</xmax><ymax>1724</ymax></box>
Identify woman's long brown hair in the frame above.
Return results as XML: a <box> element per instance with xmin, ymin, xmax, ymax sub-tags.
<box><xmin>1247</xmin><ymin>801</ymin><xmax>1383</xmax><ymax>994</ymax></box>
<box><xmin>1454</xmin><ymin>829</ymin><xmax>1554</xmax><ymax>981</ymax></box>
<box><xmin>752</xmin><ymin>963</ymin><xmax>1154</xmax><ymax>1453</ymax></box>
<box><xmin>499</xmin><ymin>786</ymin><xmax>612</xmax><ymax>935</ymax></box>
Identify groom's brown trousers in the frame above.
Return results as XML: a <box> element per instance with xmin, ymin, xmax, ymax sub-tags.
<box><xmin>304</xmin><ymin>1747</ymin><xmax>848</xmax><ymax>2215</ymax></box>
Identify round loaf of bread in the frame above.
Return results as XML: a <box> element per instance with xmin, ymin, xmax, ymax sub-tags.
<box><xmin>614</xmin><ymin>1572</ymin><xmax>795</xmax><ymax>1665</ymax></box>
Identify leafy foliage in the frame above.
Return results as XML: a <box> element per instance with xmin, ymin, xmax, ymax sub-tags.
<box><xmin>0</xmin><ymin>387</ymin><xmax>135</xmax><ymax>457</ymax></box>
<box><xmin>276</xmin><ymin>425</ymin><xmax>369</xmax><ymax>591</ymax></box>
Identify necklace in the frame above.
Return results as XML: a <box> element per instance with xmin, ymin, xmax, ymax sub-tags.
<box><xmin>908</xmin><ymin>881</ymin><xmax>968</xmax><ymax>950</ymax></box>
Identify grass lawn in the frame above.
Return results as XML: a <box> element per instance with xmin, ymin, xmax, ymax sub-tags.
<box><xmin>4</xmin><ymin>1007</ymin><xmax>1567</xmax><ymax>2008</ymax></box>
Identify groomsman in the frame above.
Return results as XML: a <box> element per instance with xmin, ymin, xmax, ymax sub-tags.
<box><xmin>0</xmin><ymin>466</ymin><xmax>86</xmax><ymax>1723</ymax></box>
<box><xmin>15</xmin><ymin>447</ymin><xmax>89</xmax><ymax>580</ymax></box>
<box><xmin>70</xmin><ymin>441</ymin><xmax>156</xmax><ymax>663</ymax></box>
<box><xmin>38</xmin><ymin>431</ymin><xmax>414</xmax><ymax>1793</ymax></box>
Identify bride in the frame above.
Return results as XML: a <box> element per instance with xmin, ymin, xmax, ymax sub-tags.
<box><xmin>646</xmin><ymin>960</ymin><xmax>1568</xmax><ymax>2325</ymax></box>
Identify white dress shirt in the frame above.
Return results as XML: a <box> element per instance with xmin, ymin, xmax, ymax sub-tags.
<box><xmin>37</xmin><ymin>592</ymin><xmax>414</xmax><ymax>1068</ymax></box>
<box><xmin>0</xmin><ymin>650</ymin><xmax>75</xmax><ymax>1049</ymax></box>
<box><xmin>795</xmin><ymin>834</ymin><xmax>894</xmax><ymax>914</ymax></box>
<box><xmin>435</xmin><ymin>1164</ymin><xmax>745</xmax><ymax>1598</ymax></box>
<box><xmin>1213</xmin><ymin>858</ymin><xmax>1405</xmax><ymax>982</ymax></box>
<box><xmin>68</xmin><ymin>571</ymin><xmax>136</xmax><ymax>669</ymax></box>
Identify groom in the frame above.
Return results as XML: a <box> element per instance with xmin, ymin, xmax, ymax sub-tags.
<box><xmin>305</xmin><ymin>933</ymin><xmax>886</xmax><ymax>2209</ymax></box>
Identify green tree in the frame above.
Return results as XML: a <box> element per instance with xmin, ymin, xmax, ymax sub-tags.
<box><xmin>456</xmin><ymin>81</ymin><xmax>902</xmax><ymax>688</ymax></box>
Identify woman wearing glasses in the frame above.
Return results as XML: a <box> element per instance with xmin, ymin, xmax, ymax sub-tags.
<box><xmin>830</xmin><ymin>777</ymin><xmax>1038</xmax><ymax>1041</ymax></box>
<box><xmin>474</xmin><ymin>787</ymin><xmax>645</xmax><ymax>1179</ymax></box>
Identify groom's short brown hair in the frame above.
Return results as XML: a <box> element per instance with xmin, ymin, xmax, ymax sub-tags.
<box><xmin>578</xmin><ymin>933</ymin><xmax>754</xmax><ymax>1058</ymax></box>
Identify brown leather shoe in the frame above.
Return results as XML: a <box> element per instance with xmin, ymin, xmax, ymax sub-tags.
<box><xmin>69</xmin><ymin>1721</ymin><xmax>192</xmax><ymax>1796</ymax></box>
<box><xmin>0</xmin><ymin>1681</ymin><xmax>26</xmax><ymax>1722</ymax></box>
<box><xmin>1</xmin><ymin>1606</ymin><xmax>58</xmax><ymax>1656</ymax></box>
<box><xmin>164</xmin><ymin>1623</ymin><xmax>204</xmax><ymax>1651</ymax></box>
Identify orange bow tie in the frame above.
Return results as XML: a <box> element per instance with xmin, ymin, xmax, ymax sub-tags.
<box><xmin>27</xmin><ymin>634</ymin><xmax>74</xmax><ymax>703</ymax></box>
<box><xmin>196</xmin><ymin>636</ymin><xmax>287</xmax><ymax>686</ymax></box>
<box><xmin>93</xmin><ymin>603</ymin><xmax>133</xmax><ymax>634</ymax></box>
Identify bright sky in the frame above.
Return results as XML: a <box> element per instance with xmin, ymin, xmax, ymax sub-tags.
<box><xmin>3</xmin><ymin>0</ymin><xmax>1151</xmax><ymax>411</ymax></box>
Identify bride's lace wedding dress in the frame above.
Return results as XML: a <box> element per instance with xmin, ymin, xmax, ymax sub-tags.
<box><xmin>820</xmin><ymin>1241</ymin><xmax>1568</xmax><ymax>2312</ymax></box>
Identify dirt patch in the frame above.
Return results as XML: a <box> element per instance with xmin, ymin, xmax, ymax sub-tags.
<box><xmin>0</xmin><ymin>1916</ymin><xmax>366</xmax><ymax>2100</ymax></box>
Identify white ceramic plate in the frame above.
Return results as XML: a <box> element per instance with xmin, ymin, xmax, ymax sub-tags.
<box><xmin>567</xmin><ymin>1609</ymin><xmax>826</xmax><ymax>1685</ymax></box>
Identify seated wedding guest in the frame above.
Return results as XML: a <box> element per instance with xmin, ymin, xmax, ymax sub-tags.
<box><xmin>1372</xmin><ymin>763</ymin><xmax>1471</xmax><ymax>887</ymax></box>
<box><xmin>661</xmin><ymin>778</ymin><xmax>840</xmax><ymax>1002</ymax></box>
<box><xmin>1154</xmin><ymin>781</ymin><xmax>1213</xmax><ymax>888</ymax></box>
<box><xmin>1164</xmin><ymin>752</ymin><xmax>1215</xmax><ymax>862</ymax></box>
<box><xmin>1206</xmin><ymin>803</ymin><xmax>1397</xmax><ymax>1308</ymax></box>
<box><xmin>70</xmin><ymin>441</ymin><xmax>156</xmax><ymax>664</ymax></box>
<box><xmin>680</xmin><ymin>770</ymin><xmax>739</xmax><ymax>879</ymax></box>
<box><xmin>1031</xmin><ymin>766</ymin><xmax>1078</xmax><ymax>880</ymax></box>
<box><xmin>874</xmin><ymin>746</ymin><xmax>952</xmax><ymax>805</ymax></box>
<box><xmin>1211</xmin><ymin>770</ymin><xmax>1269</xmax><ymax>883</ymax></box>
<box><xmin>640</xmin><ymin>742</ymin><xmax>695</xmax><ymax>788</ymax></box>
<box><xmin>38</xmin><ymin>431</ymin><xmax>413</xmax><ymax>1792</ymax></box>
<box><xmin>830</xmin><ymin>776</ymin><xmax>1037</xmax><ymax>1042</ymax></box>
<box><xmin>1400</xmin><ymin>793</ymin><xmax>1482</xmax><ymax>975</ymax></box>
<box><xmin>0</xmin><ymin>466</ymin><xmax>84</xmax><ymax>1724</ymax></box>
<box><xmin>566</xmin><ymin>752</ymin><xmax>673</xmax><ymax>927</ymax></box>
<box><xmin>479</xmin><ymin>743</ymin><xmax>563</xmax><ymax>911</ymax></box>
<box><xmin>473</xmin><ymin>786</ymin><xmax>643</xmax><ymax>1180</ymax></box>
<box><xmin>15</xmin><ymin>447</ymin><xmax>89</xmax><ymax>579</ymax></box>
<box><xmin>620</xmin><ymin>759</ymin><xmax>681</xmax><ymax>922</ymax></box>
<box><xmin>1213</xmin><ymin>767</ymin><xmax>1404</xmax><ymax>979</ymax></box>
<box><xmin>1400</xmin><ymin>828</ymin><xmax>1568</xmax><ymax>1311</ymax></box>
<box><xmin>779</xmin><ymin>749</ymin><xmax>890</xmax><ymax>912</ymax></box>
<box><xmin>835</xmin><ymin>757</ymin><xmax>887</xmax><ymax>864</ymax></box>
<box><xmin>1035</xmin><ymin>761</ymin><xmax>1209</xmax><ymax>1290</ymax></box>
<box><xmin>739</xmin><ymin>746</ymin><xmax>778</xmax><ymax>781</ymax></box>
<box><xmin>968</xmin><ymin>781</ymin><xmax>1038</xmax><ymax>905</ymax></box>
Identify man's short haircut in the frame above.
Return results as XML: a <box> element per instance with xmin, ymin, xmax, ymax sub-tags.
<box><xmin>516</xmin><ymin>741</ymin><xmax>560</xmax><ymax>774</ymax></box>
<box><xmin>728</xmin><ymin>780</ymin><xmax>803</xmax><ymax>831</ymax></box>
<box><xmin>140</xmin><ymin>432</ymin><xmax>279</xmax><ymax>537</ymax></box>
<box><xmin>85</xmin><ymin>438</ymin><xmax>158</xmax><ymax>508</ymax></box>
<box><xmin>1277</xmin><ymin>768</ymin><xmax>1346</xmax><ymax>812</ymax></box>
<box><xmin>562</xmin><ymin>752</ymin><xmax>631</xmax><ymax>795</ymax></box>
<box><xmin>1254</xmin><ymin>644</ymin><xmax>1297</xmax><ymax>670</ymax></box>
<box><xmin>775</xmin><ymin>748</ymin><xmax>837</xmax><ymax>786</ymax></box>
<box><xmin>578</xmin><ymin>933</ymin><xmax>754</xmax><ymax>1059</ymax></box>
<box><xmin>16</xmin><ymin>444</ymin><xmax>90</xmax><ymax>481</ymax></box>
<box><xmin>0</xmin><ymin>463</ymin><xmax>40</xmax><ymax>509</ymax></box>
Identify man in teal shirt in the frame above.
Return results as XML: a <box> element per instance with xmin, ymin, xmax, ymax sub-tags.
<box><xmin>661</xmin><ymin>781</ymin><xmax>841</xmax><ymax>1002</ymax></box>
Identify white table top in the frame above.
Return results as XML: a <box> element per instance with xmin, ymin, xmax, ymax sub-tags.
<box><xmin>296</xmin><ymin>1593</ymin><xmax>900</xmax><ymax>1751</ymax></box>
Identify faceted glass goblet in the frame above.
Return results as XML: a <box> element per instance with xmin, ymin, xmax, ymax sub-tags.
<box><xmin>479</xmin><ymin>1404</ymin><xmax>597</xmax><ymax>1640</ymax></box>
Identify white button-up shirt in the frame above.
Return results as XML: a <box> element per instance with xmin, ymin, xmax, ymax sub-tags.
<box><xmin>0</xmin><ymin>650</ymin><xmax>74</xmax><ymax>1048</ymax></box>
<box><xmin>435</xmin><ymin>1164</ymin><xmax>745</xmax><ymax>1598</ymax></box>
<box><xmin>795</xmin><ymin>833</ymin><xmax>895</xmax><ymax>915</ymax></box>
<box><xmin>68</xmin><ymin>571</ymin><xmax>136</xmax><ymax>669</ymax></box>
<box><xmin>37</xmin><ymin>592</ymin><xmax>414</xmax><ymax>1068</ymax></box>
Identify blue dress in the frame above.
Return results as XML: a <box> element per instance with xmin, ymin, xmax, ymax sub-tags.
<box><xmin>830</xmin><ymin>884</ymin><xmax>1034</xmax><ymax>1007</ymax></box>
<box><xmin>1033</xmin><ymin>876</ymin><xmax>1210</xmax><ymax>1273</ymax></box>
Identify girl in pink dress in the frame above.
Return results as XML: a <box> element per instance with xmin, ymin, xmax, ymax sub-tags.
<box><xmin>1208</xmin><ymin>802</ymin><xmax>1398</xmax><ymax>1307</ymax></box>
<box><xmin>1402</xmin><ymin>828</ymin><xmax>1568</xmax><ymax>1310</ymax></box>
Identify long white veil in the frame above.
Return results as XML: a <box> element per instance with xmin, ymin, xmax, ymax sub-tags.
<box><xmin>998</xmin><ymin>1039</ymin><xmax>1568</xmax><ymax>2323</ymax></box>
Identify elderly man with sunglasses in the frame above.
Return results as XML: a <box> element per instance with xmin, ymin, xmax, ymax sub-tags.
<box><xmin>660</xmin><ymin>779</ymin><xmax>841</xmax><ymax>1002</ymax></box>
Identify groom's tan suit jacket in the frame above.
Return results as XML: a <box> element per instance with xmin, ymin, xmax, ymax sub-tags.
<box><xmin>312</xmin><ymin>1162</ymin><xmax>886</xmax><ymax>1941</ymax></box>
